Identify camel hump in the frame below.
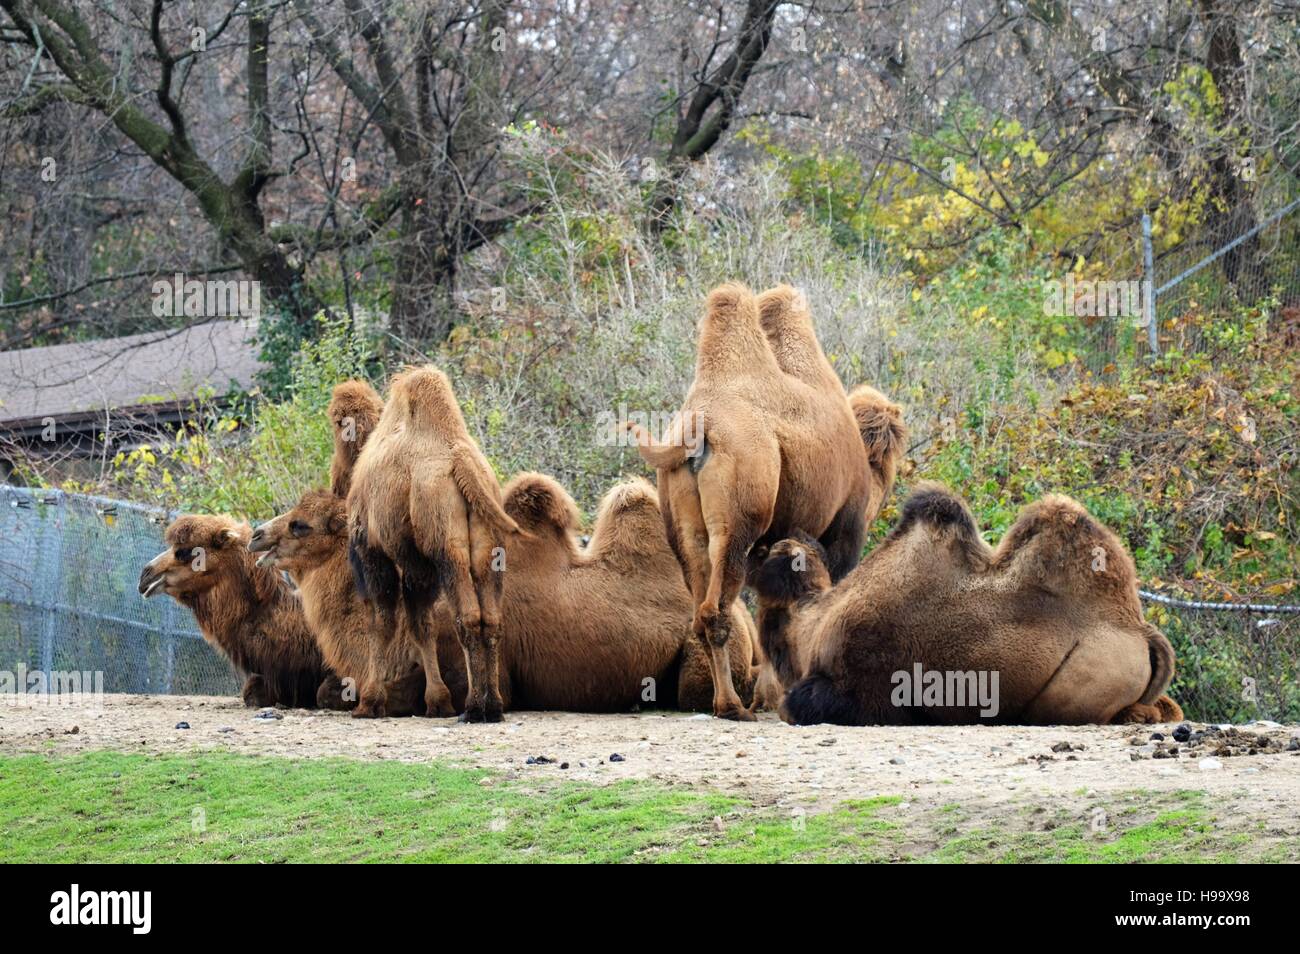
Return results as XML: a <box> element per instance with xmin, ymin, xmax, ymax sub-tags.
<box><xmin>998</xmin><ymin>494</ymin><xmax>1138</xmax><ymax>596</ymax></box>
<box><xmin>587</xmin><ymin>478</ymin><xmax>669</xmax><ymax>559</ymax></box>
<box><xmin>449</xmin><ymin>443</ymin><xmax>521</xmax><ymax>538</ymax></box>
<box><xmin>1141</xmin><ymin>622</ymin><xmax>1177</xmax><ymax>705</ymax></box>
<box><xmin>756</xmin><ymin>284</ymin><xmax>805</xmax><ymax>328</ymax></box>
<box><xmin>894</xmin><ymin>483</ymin><xmax>978</xmax><ymax>536</ymax></box>
<box><xmin>503</xmin><ymin>472</ymin><xmax>581</xmax><ymax>534</ymax></box>
<box><xmin>329</xmin><ymin>379</ymin><xmax>383</xmax><ymax>419</ymax></box>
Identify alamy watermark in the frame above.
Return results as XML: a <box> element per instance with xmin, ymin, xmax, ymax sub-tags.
<box><xmin>595</xmin><ymin>404</ymin><xmax>705</xmax><ymax>457</ymax></box>
<box><xmin>1</xmin><ymin>666</ymin><xmax>105</xmax><ymax>706</ymax></box>
<box><xmin>891</xmin><ymin>663</ymin><xmax>1000</xmax><ymax>718</ymax></box>
<box><xmin>1042</xmin><ymin>275</ymin><xmax>1151</xmax><ymax>324</ymax></box>
<box><xmin>152</xmin><ymin>273</ymin><xmax>261</xmax><ymax>320</ymax></box>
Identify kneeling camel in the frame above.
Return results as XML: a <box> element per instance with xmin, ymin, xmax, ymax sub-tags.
<box><xmin>137</xmin><ymin>515</ymin><xmax>338</xmax><ymax>708</ymax></box>
<box><xmin>753</xmin><ymin>484</ymin><xmax>1184</xmax><ymax>726</ymax></box>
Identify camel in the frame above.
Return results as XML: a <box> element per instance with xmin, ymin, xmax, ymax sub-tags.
<box><xmin>751</xmin><ymin>482</ymin><xmax>1184</xmax><ymax>726</ymax></box>
<box><xmin>249</xmin><ymin>474</ymin><xmax>757</xmax><ymax>714</ymax></box>
<box><xmin>249</xmin><ymin>490</ymin><xmax>458</xmax><ymax>718</ymax></box>
<box><xmin>328</xmin><ymin>380</ymin><xmax>384</xmax><ymax>497</ymax></box>
<box><xmin>629</xmin><ymin>283</ymin><xmax>893</xmax><ymax>719</ymax></box>
<box><xmin>137</xmin><ymin>515</ymin><xmax>337</xmax><ymax>708</ymax></box>
<box><xmin>347</xmin><ymin>366</ymin><xmax>521</xmax><ymax>722</ymax></box>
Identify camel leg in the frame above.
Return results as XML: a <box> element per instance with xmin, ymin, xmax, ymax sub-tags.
<box><xmin>445</xmin><ymin>548</ymin><xmax>488</xmax><ymax>723</ymax></box>
<box><xmin>469</xmin><ymin>518</ymin><xmax>506</xmax><ymax>723</ymax></box>
<box><xmin>396</xmin><ymin>547</ymin><xmax>456</xmax><ymax>719</ymax></box>
<box><xmin>819</xmin><ymin>496</ymin><xmax>868</xmax><ymax>583</ymax></box>
<box><xmin>241</xmin><ymin>673</ymin><xmax>273</xmax><ymax>708</ymax></box>
<box><xmin>694</xmin><ymin>452</ymin><xmax>773</xmax><ymax>721</ymax></box>
<box><xmin>411</xmin><ymin>616</ymin><xmax>456</xmax><ymax>717</ymax></box>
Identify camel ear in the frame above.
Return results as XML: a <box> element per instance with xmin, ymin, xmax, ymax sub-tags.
<box><xmin>215</xmin><ymin>527</ymin><xmax>242</xmax><ymax>549</ymax></box>
<box><xmin>327</xmin><ymin>512</ymin><xmax>348</xmax><ymax>536</ymax></box>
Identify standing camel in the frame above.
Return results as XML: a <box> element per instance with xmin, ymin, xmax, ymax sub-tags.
<box><xmin>630</xmin><ymin>283</ymin><xmax>889</xmax><ymax>719</ymax></box>
<box><xmin>347</xmin><ymin>367</ymin><xmax>520</xmax><ymax>722</ymax></box>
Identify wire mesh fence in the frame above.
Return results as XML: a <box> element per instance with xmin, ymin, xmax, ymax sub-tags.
<box><xmin>1145</xmin><ymin>195</ymin><xmax>1300</xmax><ymax>360</ymax></box>
<box><xmin>0</xmin><ymin>487</ymin><xmax>240</xmax><ymax>697</ymax></box>
<box><xmin>1142</xmin><ymin>591</ymin><xmax>1300</xmax><ymax>724</ymax></box>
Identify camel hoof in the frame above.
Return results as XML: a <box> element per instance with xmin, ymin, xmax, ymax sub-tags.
<box><xmin>352</xmin><ymin>703</ymin><xmax>385</xmax><ymax>719</ymax></box>
<box><xmin>242</xmin><ymin>674</ymin><xmax>272</xmax><ymax>708</ymax></box>
<box><xmin>484</xmin><ymin>704</ymin><xmax>505</xmax><ymax>723</ymax></box>
<box><xmin>459</xmin><ymin>705</ymin><xmax>487</xmax><ymax>723</ymax></box>
<box><xmin>425</xmin><ymin>700</ymin><xmax>457</xmax><ymax>718</ymax></box>
<box><xmin>715</xmin><ymin>705</ymin><xmax>757</xmax><ymax>722</ymax></box>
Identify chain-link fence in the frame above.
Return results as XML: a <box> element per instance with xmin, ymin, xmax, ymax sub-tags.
<box><xmin>1143</xmin><ymin>195</ymin><xmax>1300</xmax><ymax>360</ymax></box>
<box><xmin>0</xmin><ymin>487</ymin><xmax>240</xmax><ymax>696</ymax></box>
<box><xmin>1142</xmin><ymin>591</ymin><xmax>1300</xmax><ymax>724</ymax></box>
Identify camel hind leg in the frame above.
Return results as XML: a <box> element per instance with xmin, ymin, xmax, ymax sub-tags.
<box><xmin>469</xmin><ymin>515</ymin><xmax>507</xmax><ymax>723</ymax></box>
<box><xmin>692</xmin><ymin>448</ymin><xmax>776</xmax><ymax>721</ymax></box>
<box><xmin>396</xmin><ymin>544</ymin><xmax>456</xmax><ymax>718</ymax></box>
<box><xmin>819</xmin><ymin>496</ymin><xmax>868</xmax><ymax>583</ymax></box>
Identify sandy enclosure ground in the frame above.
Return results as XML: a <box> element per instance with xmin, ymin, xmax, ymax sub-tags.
<box><xmin>3</xmin><ymin>694</ymin><xmax>1299</xmax><ymax>838</ymax></box>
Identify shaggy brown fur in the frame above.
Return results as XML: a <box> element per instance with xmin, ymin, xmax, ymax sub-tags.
<box><xmin>752</xmin><ymin>484</ymin><xmax>1183</xmax><ymax>726</ymax></box>
<box><xmin>347</xmin><ymin>366</ymin><xmax>520</xmax><ymax>722</ymax></box>
<box><xmin>328</xmin><ymin>380</ymin><xmax>384</xmax><ymax>497</ymax></box>
<box><xmin>630</xmin><ymin>283</ymin><xmax>891</xmax><ymax>719</ymax></box>
<box><xmin>138</xmin><ymin>515</ymin><xmax>332</xmax><ymax>708</ymax></box>
<box><xmin>255</xmin><ymin>475</ymin><xmax>756</xmax><ymax>715</ymax></box>
<box><xmin>250</xmin><ymin>491</ymin><xmax>461</xmax><ymax>718</ymax></box>
<box><xmin>487</xmin><ymin>474</ymin><xmax>757</xmax><ymax>712</ymax></box>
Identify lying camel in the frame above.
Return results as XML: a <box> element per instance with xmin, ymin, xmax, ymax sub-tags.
<box><xmin>137</xmin><ymin>515</ymin><xmax>336</xmax><ymax>708</ymax></box>
<box><xmin>631</xmin><ymin>283</ymin><xmax>889</xmax><ymax>719</ymax></box>
<box><xmin>250</xmin><ymin>490</ymin><xmax>458</xmax><ymax>717</ymax></box>
<box><xmin>491</xmin><ymin>473</ymin><xmax>756</xmax><ymax>712</ymax></box>
<box><xmin>752</xmin><ymin>483</ymin><xmax>1183</xmax><ymax>726</ymax></box>
<box><xmin>348</xmin><ymin>366</ymin><xmax>520</xmax><ymax>722</ymax></box>
<box><xmin>328</xmin><ymin>380</ymin><xmax>384</xmax><ymax>497</ymax></box>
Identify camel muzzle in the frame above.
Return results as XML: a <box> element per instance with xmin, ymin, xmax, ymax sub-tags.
<box><xmin>137</xmin><ymin>564</ymin><xmax>165</xmax><ymax>599</ymax></box>
<box><xmin>248</xmin><ymin>524</ymin><xmax>279</xmax><ymax>567</ymax></box>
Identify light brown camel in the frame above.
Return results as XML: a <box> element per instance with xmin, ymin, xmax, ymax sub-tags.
<box><xmin>328</xmin><ymin>380</ymin><xmax>384</xmax><ymax>497</ymax></box>
<box><xmin>752</xmin><ymin>483</ymin><xmax>1184</xmax><ymax>726</ymax></box>
<box><xmin>250</xmin><ymin>490</ymin><xmax>458</xmax><ymax>717</ymax></box>
<box><xmin>347</xmin><ymin>366</ymin><xmax>520</xmax><ymax>722</ymax></box>
<box><xmin>137</xmin><ymin>515</ymin><xmax>338</xmax><ymax>709</ymax></box>
<box><xmin>629</xmin><ymin>283</ymin><xmax>886</xmax><ymax>719</ymax></box>
<box><xmin>250</xmin><ymin>475</ymin><xmax>758</xmax><ymax>714</ymax></box>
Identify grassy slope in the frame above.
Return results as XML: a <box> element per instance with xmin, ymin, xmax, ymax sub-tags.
<box><xmin>0</xmin><ymin>751</ymin><xmax>1281</xmax><ymax>863</ymax></box>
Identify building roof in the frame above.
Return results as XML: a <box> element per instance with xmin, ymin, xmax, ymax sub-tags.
<box><xmin>0</xmin><ymin>319</ymin><xmax>262</xmax><ymax>429</ymax></box>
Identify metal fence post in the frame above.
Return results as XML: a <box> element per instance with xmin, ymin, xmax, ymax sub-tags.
<box><xmin>1141</xmin><ymin>213</ymin><xmax>1158</xmax><ymax>358</ymax></box>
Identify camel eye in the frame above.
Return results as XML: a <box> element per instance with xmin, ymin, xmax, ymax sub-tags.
<box><xmin>290</xmin><ymin>520</ymin><xmax>311</xmax><ymax>538</ymax></box>
<box><xmin>174</xmin><ymin>547</ymin><xmax>193</xmax><ymax>563</ymax></box>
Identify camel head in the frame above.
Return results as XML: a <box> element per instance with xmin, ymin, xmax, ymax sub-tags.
<box><xmin>138</xmin><ymin>514</ymin><xmax>252</xmax><ymax>601</ymax></box>
<box><xmin>753</xmin><ymin>531</ymin><xmax>833</xmax><ymax>607</ymax></box>
<box><xmin>328</xmin><ymin>379</ymin><xmax>384</xmax><ymax>496</ymax></box>
<box><xmin>503</xmin><ymin>472</ymin><xmax>581</xmax><ymax>548</ymax></box>
<box><xmin>248</xmin><ymin>490</ymin><xmax>348</xmax><ymax>574</ymax></box>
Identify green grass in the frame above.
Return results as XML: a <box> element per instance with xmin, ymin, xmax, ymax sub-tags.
<box><xmin>0</xmin><ymin>752</ymin><xmax>1276</xmax><ymax>863</ymax></box>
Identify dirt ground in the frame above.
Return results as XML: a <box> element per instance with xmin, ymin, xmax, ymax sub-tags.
<box><xmin>4</xmin><ymin>694</ymin><xmax>1299</xmax><ymax>838</ymax></box>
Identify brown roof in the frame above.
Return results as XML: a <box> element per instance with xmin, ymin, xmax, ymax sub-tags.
<box><xmin>0</xmin><ymin>319</ymin><xmax>262</xmax><ymax>428</ymax></box>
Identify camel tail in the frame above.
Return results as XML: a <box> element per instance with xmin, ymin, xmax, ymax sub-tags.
<box><xmin>450</xmin><ymin>444</ymin><xmax>521</xmax><ymax>537</ymax></box>
<box><xmin>624</xmin><ymin>422</ymin><xmax>691</xmax><ymax>470</ymax></box>
<box><xmin>848</xmin><ymin>384</ymin><xmax>906</xmax><ymax>493</ymax></box>
<box><xmin>1141</xmin><ymin>623</ymin><xmax>1176</xmax><ymax>706</ymax></box>
<box><xmin>1154</xmin><ymin>694</ymin><xmax>1184</xmax><ymax>722</ymax></box>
